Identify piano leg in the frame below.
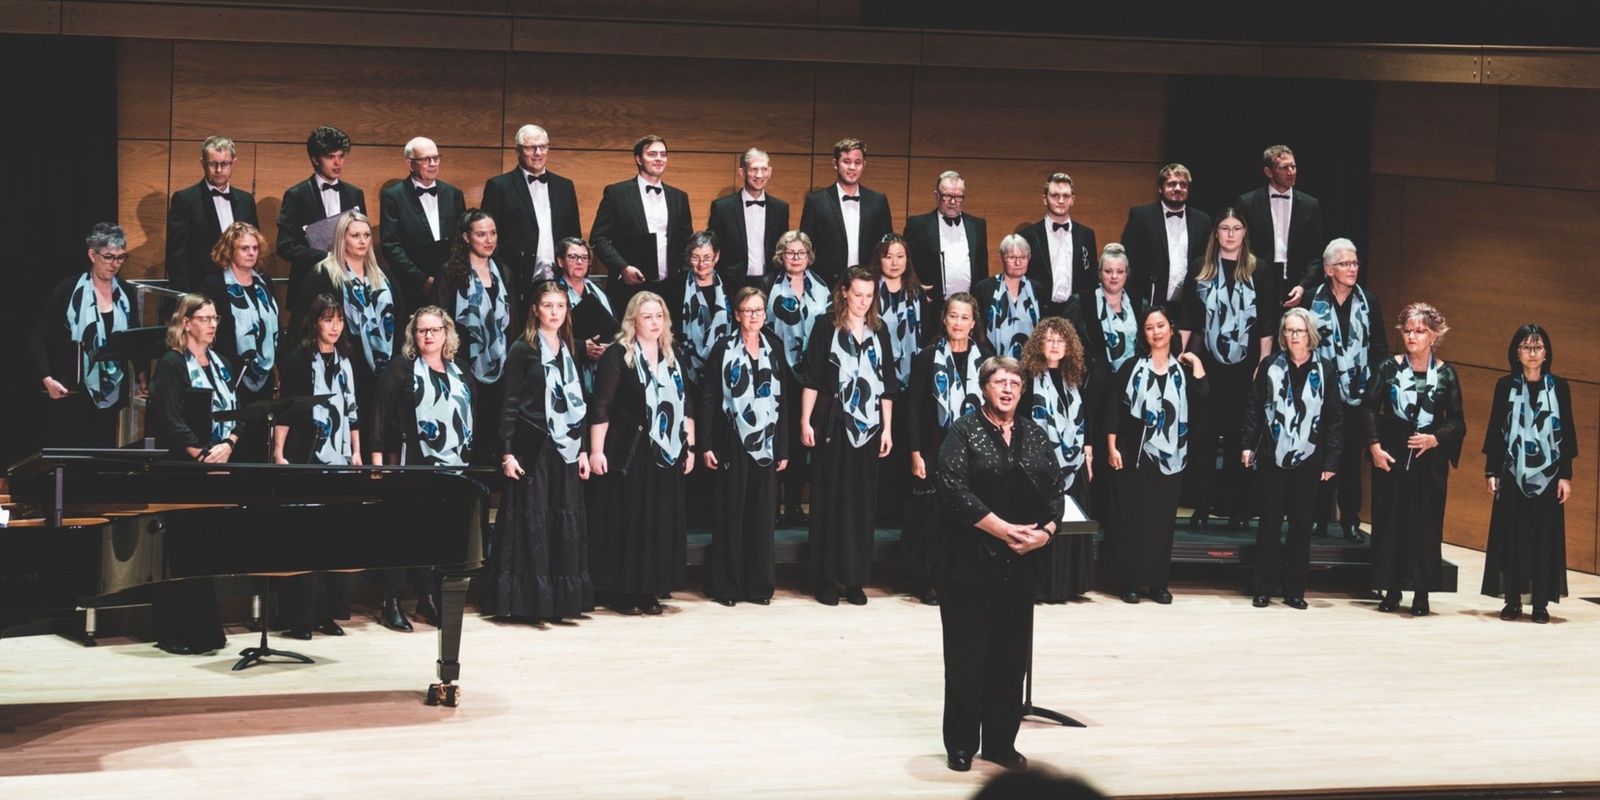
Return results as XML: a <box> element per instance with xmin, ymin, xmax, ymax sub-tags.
<box><xmin>83</xmin><ymin>607</ymin><xmax>99</xmax><ymax>646</ymax></box>
<box><xmin>427</xmin><ymin>573</ymin><xmax>469</xmax><ymax>708</ymax></box>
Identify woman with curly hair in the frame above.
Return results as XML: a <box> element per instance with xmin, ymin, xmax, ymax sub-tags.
<box><xmin>1021</xmin><ymin>316</ymin><xmax>1096</xmax><ymax>601</ymax></box>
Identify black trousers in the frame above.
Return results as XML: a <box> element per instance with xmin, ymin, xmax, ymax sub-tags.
<box><xmin>1188</xmin><ymin>354</ymin><xmax>1255</xmax><ymax>518</ymax></box>
<box><xmin>708</xmin><ymin>451</ymin><xmax>778</xmax><ymax>601</ymax></box>
<box><xmin>1314</xmin><ymin>403</ymin><xmax>1365</xmax><ymax>528</ymax></box>
<box><xmin>151</xmin><ymin>578</ymin><xmax>225</xmax><ymax>652</ymax></box>
<box><xmin>277</xmin><ymin>572</ymin><xmax>353</xmax><ymax>628</ymax></box>
<box><xmin>939</xmin><ymin>581</ymin><xmax>1033</xmax><ymax>757</ymax></box>
<box><xmin>777</xmin><ymin>404</ymin><xmax>810</xmax><ymax>518</ymax></box>
<box><xmin>1253</xmin><ymin>458</ymin><xmax>1322</xmax><ymax>597</ymax></box>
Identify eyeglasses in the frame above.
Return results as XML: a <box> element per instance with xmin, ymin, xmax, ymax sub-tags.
<box><xmin>782</xmin><ymin>251</ymin><xmax>809</xmax><ymax>260</ymax></box>
<box><xmin>1284</xmin><ymin>329</ymin><xmax>1309</xmax><ymax>337</ymax></box>
<box><xmin>561</xmin><ymin>253</ymin><xmax>591</xmax><ymax>263</ymax></box>
<box><xmin>408</xmin><ymin>155</ymin><xmax>441</xmax><ymax>165</ymax></box>
<box><xmin>516</xmin><ymin>144</ymin><xmax>550</xmax><ymax>153</ymax></box>
<box><xmin>94</xmin><ymin>251</ymin><xmax>129</xmax><ymax>264</ymax></box>
<box><xmin>1328</xmin><ymin>260</ymin><xmax>1359</xmax><ymax>269</ymax></box>
<box><xmin>939</xmin><ymin>192</ymin><xmax>966</xmax><ymax>202</ymax></box>
<box><xmin>1519</xmin><ymin>344</ymin><xmax>1546</xmax><ymax>353</ymax></box>
<box><xmin>205</xmin><ymin>160</ymin><xmax>234</xmax><ymax>170</ymax></box>
<box><xmin>736</xmin><ymin>307</ymin><xmax>767</xmax><ymax>316</ymax></box>
<box><xmin>417</xmin><ymin>326</ymin><xmax>446</xmax><ymax>337</ymax></box>
<box><xmin>1216</xmin><ymin>225</ymin><xmax>1246</xmax><ymax>234</ymax></box>
<box><xmin>188</xmin><ymin>314</ymin><xmax>219</xmax><ymax>324</ymax></box>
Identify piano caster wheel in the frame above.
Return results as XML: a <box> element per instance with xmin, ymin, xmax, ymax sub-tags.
<box><xmin>426</xmin><ymin>683</ymin><xmax>461</xmax><ymax>707</ymax></box>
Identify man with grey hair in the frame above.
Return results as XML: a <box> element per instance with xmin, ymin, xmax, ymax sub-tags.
<box><xmin>482</xmin><ymin>124</ymin><xmax>581</xmax><ymax>323</ymax></box>
<box><xmin>165</xmin><ymin>135</ymin><xmax>259</xmax><ymax>293</ymax></box>
<box><xmin>903</xmin><ymin>170</ymin><xmax>988</xmax><ymax>308</ymax></box>
<box><xmin>1018</xmin><ymin>172</ymin><xmax>1096</xmax><ymax>318</ymax></box>
<box><xmin>380</xmin><ymin>136</ymin><xmax>465</xmax><ymax>311</ymax></box>
<box><xmin>1120</xmin><ymin>163</ymin><xmax>1211</xmax><ymax>309</ymax></box>
<box><xmin>707</xmin><ymin>148</ymin><xmax>790</xmax><ymax>290</ymax></box>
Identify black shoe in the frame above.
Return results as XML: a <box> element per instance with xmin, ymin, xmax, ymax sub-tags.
<box><xmin>1500</xmin><ymin>603</ymin><xmax>1522</xmax><ymax>621</ymax></box>
<box><xmin>749</xmin><ymin>597</ymin><xmax>771</xmax><ymax>606</ymax></box>
<box><xmin>845</xmin><ymin>585</ymin><xmax>868</xmax><ymax>606</ymax></box>
<box><xmin>1311</xmin><ymin>520</ymin><xmax>1329</xmax><ymax>538</ymax></box>
<box><xmin>1252</xmin><ymin>595</ymin><xmax>1270</xmax><ymax>608</ymax></box>
<box><xmin>1343</xmin><ymin>522</ymin><xmax>1366</xmax><ymax>543</ymax></box>
<box><xmin>155</xmin><ymin>642</ymin><xmax>203</xmax><ymax>655</ymax></box>
<box><xmin>919</xmin><ymin>588</ymin><xmax>940</xmax><ymax>606</ymax></box>
<box><xmin>314</xmin><ymin>619</ymin><xmax>344</xmax><ymax>636</ymax></box>
<box><xmin>613</xmin><ymin>605</ymin><xmax>643</xmax><ymax>616</ymax></box>
<box><xmin>415</xmin><ymin>593</ymin><xmax>441</xmax><ymax>627</ymax></box>
<box><xmin>1532</xmin><ymin>606</ymin><xmax>1550</xmax><ymax>623</ymax></box>
<box><xmin>1120</xmin><ymin>587</ymin><xmax>1141</xmax><ymax>604</ymax></box>
<box><xmin>642</xmin><ymin>604</ymin><xmax>665</xmax><ymax>616</ymax></box>
<box><xmin>1150</xmin><ymin>588</ymin><xmax>1173</xmax><ymax>604</ymax></box>
<box><xmin>1377</xmin><ymin>591</ymin><xmax>1401</xmax><ymax>613</ymax></box>
<box><xmin>815</xmin><ymin>583</ymin><xmax>839</xmax><ymax>606</ymax></box>
<box><xmin>714</xmin><ymin>597</ymin><xmax>737</xmax><ymax>607</ymax></box>
<box><xmin>946</xmin><ymin>751</ymin><xmax>973</xmax><ymax>772</ymax></box>
<box><xmin>1187</xmin><ymin>508</ymin><xmax>1210</xmax><ymax>528</ymax></box>
<box><xmin>1410</xmin><ymin>595</ymin><xmax>1430</xmax><ymax>617</ymax></box>
<box><xmin>984</xmin><ymin>751</ymin><xmax>1028</xmax><ymax>771</ymax></box>
<box><xmin>1284</xmin><ymin>597</ymin><xmax>1308</xmax><ymax>610</ymax></box>
<box><xmin>284</xmin><ymin>626</ymin><xmax>314</xmax><ymax>640</ymax></box>
<box><xmin>380</xmin><ymin>598</ymin><xmax>413</xmax><ymax>631</ymax></box>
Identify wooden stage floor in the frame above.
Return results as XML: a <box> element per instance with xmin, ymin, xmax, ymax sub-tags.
<box><xmin>4</xmin><ymin>543</ymin><xmax>1600</xmax><ymax>799</ymax></box>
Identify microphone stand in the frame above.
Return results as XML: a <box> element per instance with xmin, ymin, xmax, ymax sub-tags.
<box><xmin>1022</xmin><ymin>488</ymin><xmax>1086</xmax><ymax>728</ymax></box>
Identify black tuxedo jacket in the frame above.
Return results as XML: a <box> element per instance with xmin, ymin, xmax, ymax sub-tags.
<box><xmin>707</xmin><ymin>191</ymin><xmax>790</xmax><ymax>288</ymax></box>
<box><xmin>903</xmin><ymin>210</ymin><xmax>989</xmax><ymax>302</ymax></box>
<box><xmin>1019</xmin><ymin>218</ymin><xmax>1096</xmax><ymax>316</ymax></box>
<box><xmin>1232</xmin><ymin>186</ymin><xmax>1324</xmax><ymax>297</ymax></box>
<box><xmin>480</xmin><ymin>168</ymin><xmax>582</xmax><ymax>302</ymax></box>
<box><xmin>277</xmin><ymin>177</ymin><xmax>366</xmax><ymax>300</ymax></box>
<box><xmin>165</xmin><ymin>181</ymin><xmax>259</xmax><ymax>293</ymax></box>
<box><xmin>798</xmin><ymin>185</ymin><xmax>893</xmax><ymax>286</ymax></box>
<box><xmin>590</xmin><ymin>177</ymin><xmax>693</xmax><ymax>309</ymax></box>
<box><xmin>379</xmin><ymin>178</ymin><xmax>466</xmax><ymax>312</ymax></box>
<box><xmin>1119</xmin><ymin>202</ymin><xmax>1211</xmax><ymax>310</ymax></box>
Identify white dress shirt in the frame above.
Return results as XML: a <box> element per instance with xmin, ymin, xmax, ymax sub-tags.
<box><xmin>742</xmin><ymin>189</ymin><xmax>767</xmax><ymax>277</ymax></box>
<box><xmin>938</xmin><ymin>214</ymin><xmax>971</xmax><ymax>295</ymax></box>
<box><xmin>411</xmin><ymin>178</ymin><xmax>442</xmax><ymax>241</ymax></box>
<box><xmin>1269</xmin><ymin>186</ymin><xmax>1292</xmax><ymax>268</ymax></box>
<box><xmin>838</xmin><ymin>184</ymin><xmax>862</xmax><ymax>268</ymax></box>
<box><xmin>1164</xmin><ymin>206</ymin><xmax>1187</xmax><ymax>301</ymax></box>
<box><xmin>208</xmin><ymin>183</ymin><xmax>235</xmax><ymax>230</ymax></box>
<box><xmin>639</xmin><ymin>175</ymin><xmax>669</xmax><ymax>280</ymax></box>
<box><xmin>523</xmin><ymin>168</ymin><xmax>556</xmax><ymax>280</ymax></box>
<box><xmin>317</xmin><ymin>177</ymin><xmax>341</xmax><ymax>218</ymax></box>
<box><xmin>1047</xmin><ymin>217</ymin><xmax>1073</xmax><ymax>302</ymax></box>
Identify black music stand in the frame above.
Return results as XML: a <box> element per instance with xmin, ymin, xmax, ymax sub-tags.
<box><xmin>1023</xmin><ymin>495</ymin><xmax>1096</xmax><ymax>728</ymax></box>
<box><xmin>92</xmin><ymin>326</ymin><xmax>167</xmax><ymax>367</ymax></box>
<box><xmin>216</xmin><ymin>395</ymin><xmax>331</xmax><ymax>671</ymax></box>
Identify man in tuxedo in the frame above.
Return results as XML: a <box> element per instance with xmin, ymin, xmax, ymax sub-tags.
<box><xmin>277</xmin><ymin>125</ymin><xmax>366</xmax><ymax>303</ymax></box>
<box><xmin>1233</xmin><ymin>145</ymin><xmax>1324</xmax><ymax>324</ymax></box>
<box><xmin>798</xmin><ymin>137</ymin><xmax>894</xmax><ymax>285</ymax></box>
<box><xmin>1120</xmin><ymin>163</ymin><xmax>1211</xmax><ymax>310</ymax></box>
<box><xmin>1018</xmin><ymin>172</ymin><xmax>1096</xmax><ymax>318</ymax></box>
<box><xmin>380</xmin><ymin>136</ymin><xmax>465</xmax><ymax>312</ymax></box>
<box><xmin>165</xmin><ymin>135</ymin><xmax>259</xmax><ymax>293</ymax></box>
<box><xmin>590</xmin><ymin>134</ymin><xmax>693</xmax><ymax>312</ymax></box>
<box><xmin>903</xmin><ymin>170</ymin><xmax>988</xmax><ymax>307</ymax></box>
<box><xmin>706</xmin><ymin>148</ymin><xmax>790</xmax><ymax>290</ymax></box>
<box><xmin>481</xmin><ymin>124</ymin><xmax>582</xmax><ymax>317</ymax></box>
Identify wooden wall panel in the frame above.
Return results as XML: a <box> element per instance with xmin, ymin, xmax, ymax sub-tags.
<box><xmin>1262</xmin><ymin>45</ymin><xmax>1481</xmax><ymax>84</ymax></box>
<box><xmin>0</xmin><ymin>0</ymin><xmax>59</xmax><ymax>33</ymax></box>
<box><xmin>921</xmin><ymin>33</ymin><xmax>1261</xmax><ymax>77</ymax></box>
<box><xmin>1484</xmin><ymin>51</ymin><xmax>1600</xmax><ymax>89</ymax></box>
<box><xmin>813</xmin><ymin>64</ymin><xmax>913</xmax><ymax>157</ymax></box>
<box><xmin>909</xmin><ymin>68</ymin><xmax>1164</xmax><ymax>162</ymax></box>
<box><xmin>1366</xmin><ymin>175</ymin><xmax>1404</xmax><ymax>322</ymax></box>
<box><xmin>65</xmin><ymin>2</ymin><xmax>510</xmax><ymax>50</ymax></box>
<box><xmin>118</xmin><ymin>140</ymin><xmax>172</xmax><ymax>281</ymax></box>
<box><xmin>1566</xmin><ymin>379</ymin><xmax>1600</xmax><ymax>574</ymax></box>
<box><xmin>171</xmin><ymin>43</ymin><xmax>505</xmax><ymax>148</ymax></box>
<box><xmin>509</xmin><ymin>0</ymin><xmax>818</xmax><ymax>24</ymax></box>
<box><xmin>513</xmin><ymin>18</ymin><xmax>915</xmax><ymax>65</ymax></box>
<box><xmin>1495</xmin><ymin>87</ymin><xmax>1600</xmax><ymax>191</ymax></box>
<box><xmin>505</xmin><ymin>55</ymin><xmax>815</xmax><ymax>155</ymax></box>
<box><xmin>116</xmin><ymin>39</ymin><xmax>170</xmax><ymax>141</ymax></box>
<box><xmin>1397</xmin><ymin>179</ymin><xmax>1600</xmax><ymax>384</ymax></box>
<box><xmin>1370</xmin><ymin>83</ymin><xmax>1497</xmax><ymax>183</ymax></box>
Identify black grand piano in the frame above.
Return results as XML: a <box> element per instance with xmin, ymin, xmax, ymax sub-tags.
<box><xmin>1</xmin><ymin>448</ymin><xmax>489</xmax><ymax>707</ymax></box>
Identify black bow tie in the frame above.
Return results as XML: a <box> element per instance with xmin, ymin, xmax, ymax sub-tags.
<box><xmin>942</xmin><ymin>215</ymin><xmax>961</xmax><ymax>227</ymax></box>
<box><xmin>526</xmin><ymin>172</ymin><xmax>547</xmax><ymax>184</ymax></box>
<box><xmin>840</xmin><ymin>194</ymin><xmax>860</xmax><ymax>203</ymax></box>
<box><xmin>209</xmin><ymin>188</ymin><xmax>233</xmax><ymax>201</ymax></box>
<box><xmin>319</xmin><ymin>181</ymin><xmax>339</xmax><ymax>193</ymax></box>
<box><xmin>745</xmin><ymin>199</ymin><xmax>766</xmax><ymax>207</ymax></box>
<box><xmin>413</xmin><ymin>184</ymin><xmax>437</xmax><ymax>196</ymax></box>
<box><xmin>644</xmin><ymin>184</ymin><xmax>663</xmax><ymax>195</ymax></box>
<box><xmin>1052</xmin><ymin>221</ymin><xmax>1070</xmax><ymax>233</ymax></box>
<box><xmin>1165</xmin><ymin>210</ymin><xmax>1183</xmax><ymax>218</ymax></box>
<box><xmin>1271</xmin><ymin>192</ymin><xmax>1291</xmax><ymax>200</ymax></box>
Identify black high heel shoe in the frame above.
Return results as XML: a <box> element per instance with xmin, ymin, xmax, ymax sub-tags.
<box><xmin>1377</xmin><ymin>590</ymin><xmax>1401</xmax><ymax>613</ymax></box>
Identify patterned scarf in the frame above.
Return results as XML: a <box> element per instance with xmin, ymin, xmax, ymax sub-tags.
<box><xmin>1096</xmin><ymin>287</ymin><xmax>1137</xmax><ymax>372</ymax></box>
<box><xmin>828</xmin><ymin>326</ymin><xmax>885</xmax><ymax>449</ymax></box>
<box><xmin>560</xmin><ymin>276</ymin><xmax>613</xmax><ymax>395</ymax></box>
<box><xmin>309</xmin><ymin>350</ymin><xmax>357</xmax><ymax>465</ymax></box>
<box><xmin>878</xmin><ymin>279</ymin><xmax>921</xmax><ymax>392</ymax></box>
<box><xmin>1262</xmin><ymin>352</ymin><xmax>1325</xmax><ymax>469</ymax></box>
<box><xmin>767</xmin><ymin>270</ymin><xmax>829</xmax><ymax>377</ymax></box>
<box><xmin>1032</xmin><ymin>372</ymin><xmax>1087</xmax><ymax>489</ymax></box>
<box><xmin>1507</xmin><ymin>374</ymin><xmax>1562</xmax><ymax>498</ymax></box>
<box><xmin>65</xmin><ymin>273</ymin><xmax>130</xmax><ymax>409</ymax></box>
<box><xmin>680</xmin><ymin>272</ymin><xmax>730</xmax><ymax>384</ymax></box>
<box><xmin>719</xmin><ymin>333</ymin><xmax>782</xmax><ymax>466</ymax></box>
<box><xmin>184</xmin><ymin>348</ymin><xmax>237</xmax><ymax>444</ymax></box>
<box><xmin>538</xmin><ymin>333</ymin><xmax>587</xmax><ymax>464</ymax></box>
<box><xmin>986</xmin><ymin>278</ymin><xmax>1039</xmax><ymax>359</ymax></box>
<box><xmin>1388</xmin><ymin>354</ymin><xmax>1439</xmax><ymax>432</ymax></box>
<box><xmin>343</xmin><ymin>270</ymin><xmax>395</xmax><ymax>374</ymax></box>
<box><xmin>412</xmin><ymin>357</ymin><xmax>473</xmax><ymax>466</ymax></box>
<box><xmin>1195</xmin><ymin>268</ymin><xmax>1256</xmax><ymax>365</ymax></box>
<box><xmin>930</xmin><ymin>338</ymin><xmax>982</xmax><ymax>429</ymax></box>
<box><xmin>1125</xmin><ymin>355</ymin><xmax>1187</xmax><ymax>475</ymax></box>
<box><xmin>634</xmin><ymin>342</ymin><xmax>688</xmax><ymax>467</ymax></box>
<box><xmin>455</xmin><ymin>262</ymin><xmax>510</xmax><ymax>384</ymax></box>
<box><xmin>1311</xmin><ymin>283</ymin><xmax>1372</xmax><ymax>405</ymax></box>
<box><xmin>223</xmin><ymin>269</ymin><xmax>279</xmax><ymax>393</ymax></box>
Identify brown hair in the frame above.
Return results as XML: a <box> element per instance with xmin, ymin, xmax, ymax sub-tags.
<box><xmin>166</xmin><ymin>293</ymin><xmax>214</xmax><ymax>351</ymax></box>
<box><xmin>1198</xmin><ymin>207</ymin><xmax>1257</xmax><ymax>284</ymax></box>
<box><xmin>210</xmin><ymin>221</ymin><xmax>266</xmax><ymax>270</ymax></box>
<box><xmin>1019</xmin><ymin>316</ymin><xmax>1086</xmax><ymax>389</ymax></box>
<box><xmin>830</xmin><ymin>266</ymin><xmax>884</xmax><ymax>332</ymax></box>
<box><xmin>522</xmin><ymin>281</ymin><xmax>576</xmax><ymax>355</ymax></box>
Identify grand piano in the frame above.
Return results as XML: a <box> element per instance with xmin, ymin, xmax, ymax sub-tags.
<box><xmin>1</xmin><ymin>448</ymin><xmax>489</xmax><ymax>707</ymax></box>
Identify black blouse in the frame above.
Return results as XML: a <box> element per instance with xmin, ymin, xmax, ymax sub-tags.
<box><xmin>1482</xmin><ymin>374</ymin><xmax>1577</xmax><ymax>480</ymax></box>
<box><xmin>588</xmin><ymin>341</ymin><xmax>696</xmax><ymax>466</ymax></box>
<box><xmin>937</xmin><ymin>411</ymin><xmax>1065</xmax><ymax>592</ymax></box>
<box><xmin>148</xmin><ymin>348</ymin><xmax>239</xmax><ymax>456</ymax></box>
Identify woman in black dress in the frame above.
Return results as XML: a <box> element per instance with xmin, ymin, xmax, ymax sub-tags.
<box><xmin>904</xmin><ymin>292</ymin><xmax>991</xmax><ymax>605</ymax></box>
<box><xmin>1020</xmin><ymin>316</ymin><xmax>1095</xmax><ymax>602</ymax></box>
<box><xmin>271</xmin><ymin>293</ymin><xmax>358</xmax><ymax>638</ymax></box>
<box><xmin>146</xmin><ymin>293</ymin><xmax>240</xmax><ymax>654</ymax></box>
<box><xmin>486</xmin><ymin>281</ymin><xmax>594</xmax><ymax>624</ymax></box>
<box><xmin>1081</xmin><ymin>243</ymin><xmax>1140</xmax><ymax>534</ymax></box>
<box><xmin>199</xmin><ymin>221</ymin><xmax>278</xmax><ymax>462</ymax></box>
<box><xmin>1240</xmin><ymin>308</ymin><xmax>1342</xmax><ymax>610</ymax></box>
<box><xmin>698</xmin><ymin>286</ymin><xmax>789</xmax><ymax>606</ymax></box>
<box><xmin>665</xmin><ymin>232</ymin><xmax>730</xmax><ymax>526</ymax></box>
<box><xmin>974</xmin><ymin>235</ymin><xmax>1047</xmax><ymax>360</ymax></box>
<box><xmin>874</xmin><ymin>233</ymin><xmax>929</xmax><ymax>528</ymax></box>
<box><xmin>936</xmin><ymin>355</ymin><xmax>1063</xmax><ymax>773</ymax></box>
<box><xmin>1482</xmin><ymin>324</ymin><xmax>1574</xmax><ymax>623</ymax></box>
<box><xmin>766</xmin><ymin>230</ymin><xmax>830</xmax><ymax>526</ymax></box>
<box><xmin>27</xmin><ymin>222</ymin><xmax>142</xmax><ymax>447</ymax></box>
<box><xmin>586</xmin><ymin>291</ymin><xmax>695</xmax><ymax>616</ymax></box>
<box><xmin>1364</xmin><ymin>302</ymin><xmax>1465</xmax><ymax>617</ymax></box>
<box><xmin>1105</xmin><ymin>306</ymin><xmax>1207</xmax><ymax>604</ymax></box>
<box><xmin>801</xmin><ymin>266</ymin><xmax>897</xmax><ymax>606</ymax></box>
<box><xmin>433</xmin><ymin>209</ymin><xmax>515</xmax><ymax>467</ymax></box>
<box><xmin>555</xmin><ymin>237</ymin><xmax>620</xmax><ymax>396</ymax></box>
<box><xmin>1181</xmin><ymin>209</ymin><xmax>1273</xmax><ymax>530</ymax></box>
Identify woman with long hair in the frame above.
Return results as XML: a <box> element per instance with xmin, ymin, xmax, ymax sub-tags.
<box><xmin>1020</xmin><ymin>316</ymin><xmax>1095</xmax><ymax>602</ymax></box>
<box><xmin>434</xmin><ymin>208</ymin><xmax>515</xmax><ymax>466</ymax></box>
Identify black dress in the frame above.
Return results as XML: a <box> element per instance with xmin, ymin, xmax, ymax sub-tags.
<box><xmin>199</xmin><ymin>268</ymin><xmax>280</xmax><ymax>462</ymax></box>
<box><xmin>433</xmin><ymin>260</ymin><xmax>517</xmax><ymax>467</ymax></box>
<box><xmin>1028</xmin><ymin>369</ymin><xmax>1097</xmax><ymax>602</ymax></box>
<box><xmin>482</xmin><ymin>336</ymin><xmax>594</xmax><ymax>620</ymax></box>
<box><xmin>1301</xmin><ymin>282</ymin><xmax>1388</xmax><ymax>532</ymax></box>
<box><xmin>273</xmin><ymin>346</ymin><xmax>356</xmax><ymax>629</ymax></box>
<box><xmin>803</xmin><ymin>316</ymin><xmax>899</xmax><ymax>587</ymax></box>
<box><xmin>296</xmin><ymin>261</ymin><xmax>409</xmax><ymax>458</ymax></box>
<box><xmin>564</xmin><ymin>278</ymin><xmax>620</xmax><ymax>395</ymax></box>
<box><xmin>903</xmin><ymin>340</ymin><xmax>992</xmax><ymax>588</ymax></box>
<box><xmin>1481</xmin><ymin>374</ymin><xmax>1575</xmax><ymax>607</ymax></box>
<box><xmin>25</xmin><ymin>273</ymin><xmax>142</xmax><ymax>448</ymax></box>
<box><xmin>585</xmin><ymin>342</ymin><xmax>692</xmax><ymax>603</ymax></box>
